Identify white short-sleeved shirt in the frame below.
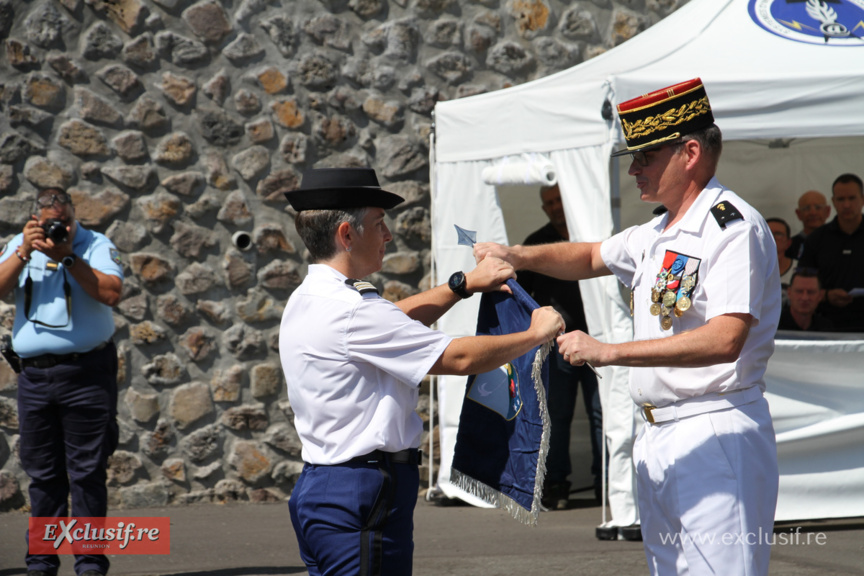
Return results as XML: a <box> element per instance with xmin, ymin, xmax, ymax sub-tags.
<box><xmin>279</xmin><ymin>264</ymin><xmax>453</xmax><ymax>465</ymax></box>
<box><xmin>600</xmin><ymin>178</ymin><xmax>781</xmax><ymax>407</ymax></box>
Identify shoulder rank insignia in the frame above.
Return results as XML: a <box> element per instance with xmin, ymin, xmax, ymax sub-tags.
<box><xmin>345</xmin><ymin>278</ymin><xmax>378</xmax><ymax>295</ymax></box>
<box><xmin>710</xmin><ymin>201</ymin><xmax>743</xmax><ymax>229</ymax></box>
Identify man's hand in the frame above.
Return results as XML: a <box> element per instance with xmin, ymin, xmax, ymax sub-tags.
<box><xmin>529</xmin><ymin>306</ymin><xmax>565</xmax><ymax>344</ymax></box>
<box><xmin>474</xmin><ymin>242</ymin><xmax>520</xmax><ymax>267</ymax></box>
<box><xmin>826</xmin><ymin>288</ymin><xmax>853</xmax><ymax>308</ymax></box>
<box><xmin>557</xmin><ymin>330</ymin><xmax>609</xmax><ymax>367</ymax></box>
<box><xmin>25</xmin><ymin>216</ymin><xmax>73</xmax><ymax>261</ymax></box>
<box><xmin>465</xmin><ymin>256</ymin><xmax>516</xmax><ymax>294</ymax></box>
<box><xmin>19</xmin><ymin>218</ymin><xmax>45</xmax><ymax>260</ymax></box>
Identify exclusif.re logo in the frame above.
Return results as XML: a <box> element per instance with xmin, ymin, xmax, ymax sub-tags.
<box><xmin>29</xmin><ymin>517</ymin><xmax>171</xmax><ymax>555</ymax></box>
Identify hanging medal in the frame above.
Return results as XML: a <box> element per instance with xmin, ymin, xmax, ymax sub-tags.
<box><xmin>650</xmin><ymin>250</ymin><xmax>701</xmax><ymax>330</ymax></box>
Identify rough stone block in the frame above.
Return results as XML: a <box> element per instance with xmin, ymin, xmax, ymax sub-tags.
<box><xmin>229</xmin><ymin>441</ymin><xmax>271</xmax><ymax>484</ymax></box>
<box><xmin>170</xmin><ymin>382</ymin><xmax>214</xmax><ymax>430</ymax></box>
<box><xmin>210</xmin><ymin>365</ymin><xmax>243</xmax><ymax>402</ymax></box>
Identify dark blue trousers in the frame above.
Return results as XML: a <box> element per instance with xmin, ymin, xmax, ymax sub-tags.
<box><xmin>545</xmin><ymin>346</ymin><xmax>603</xmax><ymax>487</ymax></box>
<box><xmin>289</xmin><ymin>456</ymin><xmax>419</xmax><ymax>576</ymax></box>
<box><xmin>18</xmin><ymin>342</ymin><xmax>118</xmax><ymax>575</ymax></box>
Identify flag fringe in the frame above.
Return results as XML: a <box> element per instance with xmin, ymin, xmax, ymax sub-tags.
<box><xmin>452</xmin><ymin>340</ymin><xmax>554</xmax><ymax>526</ymax></box>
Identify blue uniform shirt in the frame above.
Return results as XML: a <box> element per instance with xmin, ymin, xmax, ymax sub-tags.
<box><xmin>0</xmin><ymin>223</ymin><xmax>123</xmax><ymax>357</ymax></box>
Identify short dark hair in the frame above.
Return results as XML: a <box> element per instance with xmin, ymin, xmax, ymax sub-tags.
<box><xmin>789</xmin><ymin>268</ymin><xmax>821</xmax><ymax>289</ymax></box>
<box><xmin>681</xmin><ymin>123</ymin><xmax>723</xmax><ymax>165</ymax></box>
<box><xmin>294</xmin><ymin>207</ymin><xmax>368</xmax><ymax>262</ymax></box>
<box><xmin>832</xmin><ymin>173</ymin><xmax>863</xmax><ymax>195</ymax></box>
<box><xmin>766</xmin><ymin>217</ymin><xmax>790</xmax><ymax>237</ymax></box>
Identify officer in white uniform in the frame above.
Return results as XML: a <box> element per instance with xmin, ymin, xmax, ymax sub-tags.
<box><xmin>280</xmin><ymin>168</ymin><xmax>563</xmax><ymax>576</ymax></box>
<box><xmin>475</xmin><ymin>79</ymin><xmax>780</xmax><ymax>576</ymax></box>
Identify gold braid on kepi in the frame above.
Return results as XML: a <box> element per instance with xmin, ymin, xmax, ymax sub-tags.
<box><xmin>611</xmin><ymin>78</ymin><xmax>715</xmax><ymax>157</ymax></box>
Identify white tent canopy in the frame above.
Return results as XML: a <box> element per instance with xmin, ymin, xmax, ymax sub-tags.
<box><xmin>431</xmin><ymin>0</ymin><xmax>864</xmax><ymax>523</ymax></box>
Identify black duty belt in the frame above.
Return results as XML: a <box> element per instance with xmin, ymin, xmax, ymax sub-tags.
<box><xmin>348</xmin><ymin>448</ymin><xmax>421</xmax><ymax>466</ymax></box>
<box><xmin>21</xmin><ymin>341</ymin><xmax>110</xmax><ymax>370</ymax></box>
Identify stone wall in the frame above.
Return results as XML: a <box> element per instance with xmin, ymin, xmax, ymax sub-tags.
<box><xmin>0</xmin><ymin>0</ymin><xmax>686</xmax><ymax>510</ymax></box>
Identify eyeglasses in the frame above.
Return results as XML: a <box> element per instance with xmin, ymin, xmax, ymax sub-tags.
<box><xmin>631</xmin><ymin>141</ymin><xmax>684</xmax><ymax>167</ymax></box>
<box><xmin>36</xmin><ymin>193</ymin><xmax>72</xmax><ymax>209</ymax></box>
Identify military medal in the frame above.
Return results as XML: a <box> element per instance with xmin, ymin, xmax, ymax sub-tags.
<box><xmin>650</xmin><ymin>250</ymin><xmax>701</xmax><ymax>331</ymax></box>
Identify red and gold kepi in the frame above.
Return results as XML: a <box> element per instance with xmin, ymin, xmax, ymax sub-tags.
<box><xmin>611</xmin><ymin>78</ymin><xmax>715</xmax><ymax>157</ymax></box>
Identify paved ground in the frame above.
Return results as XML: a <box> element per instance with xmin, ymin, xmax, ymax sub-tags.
<box><xmin>1</xmin><ymin>496</ymin><xmax>862</xmax><ymax>576</ymax></box>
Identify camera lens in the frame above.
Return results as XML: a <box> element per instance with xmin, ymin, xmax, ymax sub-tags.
<box><xmin>42</xmin><ymin>219</ymin><xmax>69</xmax><ymax>244</ymax></box>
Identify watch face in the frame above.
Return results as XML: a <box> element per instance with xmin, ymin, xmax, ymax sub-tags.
<box><xmin>449</xmin><ymin>271</ymin><xmax>464</xmax><ymax>290</ymax></box>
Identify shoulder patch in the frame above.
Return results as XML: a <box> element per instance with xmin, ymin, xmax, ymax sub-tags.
<box><xmin>110</xmin><ymin>248</ymin><xmax>122</xmax><ymax>265</ymax></box>
<box><xmin>345</xmin><ymin>278</ymin><xmax>379</xmax><ymax>295</ymax></box>
<box><xmin>710</xmin><ymin>201</ymin><xmax>744</xmax><ymax>229</ymax></box>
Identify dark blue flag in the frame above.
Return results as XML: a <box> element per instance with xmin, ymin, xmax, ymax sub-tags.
<box><xmin>451</xmin><ymin>279</ymin><xmax>552</xmax><ymax>525</ymax></box>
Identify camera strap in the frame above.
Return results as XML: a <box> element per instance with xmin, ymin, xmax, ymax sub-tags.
<box><xmin>24</xmin><ymin>266</ymin><xmax>72</xmax><ymax>328</ymax></box>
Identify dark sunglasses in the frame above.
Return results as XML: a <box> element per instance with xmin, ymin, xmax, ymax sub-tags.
<box><xmin>631</xmin><ymin>141</ymin><xmax>684</xmax><ymax>167</ymax></box>
<box><xmin>36</xmin><ymin>192</ymin><xmax>72</xmax><ymax>209</ymax></box>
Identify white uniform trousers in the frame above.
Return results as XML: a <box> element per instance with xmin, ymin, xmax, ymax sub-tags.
<box><xmin>634</xmin><ymin>397</ymin><xmax>778</xmax><ymax>576</ymax></box>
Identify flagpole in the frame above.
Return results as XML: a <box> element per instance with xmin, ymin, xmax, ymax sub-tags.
<box><xmin>426</xmin><ymin>113</ymin><xmax>438</xmax><ymax>501</ymax></box>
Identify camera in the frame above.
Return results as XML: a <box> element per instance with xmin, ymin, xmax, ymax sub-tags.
<box><xmin>42</xmin><ymin>219</ymin><xmax>69</xmax><ymax>244</ymax></box>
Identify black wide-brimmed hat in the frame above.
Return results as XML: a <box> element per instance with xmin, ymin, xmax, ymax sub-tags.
<box><xmin>284</xmin><ymin>168</ymin><xmax>404</xmax><ymax>211</ymax></box>
<box><xmin>611</xmin><ymin>78</ymin><xmax>715</xmax><ymax>157</ymax></box>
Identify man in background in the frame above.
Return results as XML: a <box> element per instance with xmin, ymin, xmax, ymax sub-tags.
<box><xmin>799</xmin><ymin>173</ymin><xmax>864</xmax><ymax>331</ymax></box>
<box><xmin>787</xmin><ymin>190</ymin><xmax>831</xmax><ymax>260</ymax></box>
<box><xmin>0</xmin><ymin>187</ymin><xmax>123</xmax><ymax>576</ymax></box>
<box><xmin>518</xmin><ymin>184</ymin><xmax>603</xmax><ymax>510</ymax></box>
<box><xmin>777</xmin><ymin>271</ymin><xmax>834</xmax><ymax>332</ymax></box>
<box><xmin>766</xmin><ymin>217</ymin><xmax>796</xmax><ymax>306</ymax></box>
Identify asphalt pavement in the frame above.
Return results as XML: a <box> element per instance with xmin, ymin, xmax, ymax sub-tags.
<box><xmin>1</xmin><ymin>494</ymin><xmax>862</xmax><ymax>576</ymax></box>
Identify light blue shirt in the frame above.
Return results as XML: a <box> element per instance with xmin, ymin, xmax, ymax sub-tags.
<box><xmin>0</xmin><ymin>223</ymin><xmax>124</xmax><ymax>357</ymax></box>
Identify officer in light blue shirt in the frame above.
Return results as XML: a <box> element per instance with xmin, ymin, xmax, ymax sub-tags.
<box><xmin>0</xmin><ymin>187</ymin><xmax>123</xmax><ymax>576</ymax></box>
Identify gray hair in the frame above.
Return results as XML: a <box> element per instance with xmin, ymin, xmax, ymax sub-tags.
<box><xmin>294</xmin><ymin>207</ymin><xmax>368</xmax><ymax>262</ymax></box>
<box><xmin>681</xmin><ymin>123</ymin><xmax>723</xmax><ymax>167</ymax></box>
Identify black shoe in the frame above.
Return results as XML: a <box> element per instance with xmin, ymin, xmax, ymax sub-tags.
<box><xmin>541</xmin><ymin>481</ymin><xmax>571</xmax><ymax>510</ymax></box>
<box><xmin>619</xmin><ymin>524</ymin><xmax>643</xmax><ymax>541</ymax></box>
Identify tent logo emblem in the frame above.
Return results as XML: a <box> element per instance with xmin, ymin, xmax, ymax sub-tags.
<box><xmin>749</xmin><ymin>0</ymin><xmax>864</xmax><ymax>45</ymax></box>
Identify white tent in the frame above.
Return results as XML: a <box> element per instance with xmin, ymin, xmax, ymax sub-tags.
<box><xmin>430</xmin><ymin>0</ymin><xmax>864</xmax><ymax>523</ymax></box>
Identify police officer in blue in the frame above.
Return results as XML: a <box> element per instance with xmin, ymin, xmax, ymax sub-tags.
<box><xmin>280</xmin><ymin>168</ymin><xmax>563</xmax><ymax>576</ymax></box>
<box><xmin>0</xmin><ymin>187</ymin><xmax>123</xmax><ymax>576</ymax></box>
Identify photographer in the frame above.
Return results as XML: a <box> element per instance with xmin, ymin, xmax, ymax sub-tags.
<box><xmin>0</xmin><ymin>187</ymin><xmax>123</xmax><ymax>576</ymax></box>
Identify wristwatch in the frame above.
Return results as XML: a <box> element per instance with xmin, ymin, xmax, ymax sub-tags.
<box><xmin>448</xmin><ymin>271</ymin><xmax>472</xmax><ymax>299</ymax></box>
<box><xmin>62</xmin><ymin>254</ymin><xmax>78</xmax><ymax>269</ymax></box>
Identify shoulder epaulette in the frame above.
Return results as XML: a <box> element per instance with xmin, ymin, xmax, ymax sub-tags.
<box><xmin>710</xmin><ymin>201</ymin><xmax>744</xmax><ymax>229</ymax></box>
<box><xmin>345</xmin><ymin>278</ymin><xmax>379</xmax><ymax>295</ymax></box>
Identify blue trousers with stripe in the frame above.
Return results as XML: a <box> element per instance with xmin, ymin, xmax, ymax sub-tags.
<box><xmin>289</xmin><ymin>457</ymin><xmax>419</xmax><ymax>576</ymax></box>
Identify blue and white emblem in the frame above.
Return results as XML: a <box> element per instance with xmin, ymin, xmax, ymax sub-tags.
<box><xmin>466</xmin><ymin>363</ymin><xmax>522</xmax><ymax>421</ymax></box>
<box><xmin>749</xmin><ymin>0</ymin><xmax>864</xmax><ymax>45</ymax></box>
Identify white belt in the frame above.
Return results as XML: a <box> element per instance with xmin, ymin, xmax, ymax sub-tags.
<box><xmin>641</xmin><ymin>386</ymin><xmax>763</xmax><ymax>424</ymax></box>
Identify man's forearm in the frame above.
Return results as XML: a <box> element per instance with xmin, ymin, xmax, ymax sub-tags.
<box><xmin>429</xmin><ymin>330</ymin><xmax>547</xmax><ymax>376</ymax></box>
<box><xmin>68</xmin><ymin>262</ymin><xmax>123</xmax><ymax>307</ymax></box>
<box><xmin>0</xmin><ymin>255</ymin><xmax>26</xmax><ymax>300</ymax></box>
<box><xmin>513</xmin><ymin>242</ymin><xmax>609</xmax><ymax>281</ymax></box>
